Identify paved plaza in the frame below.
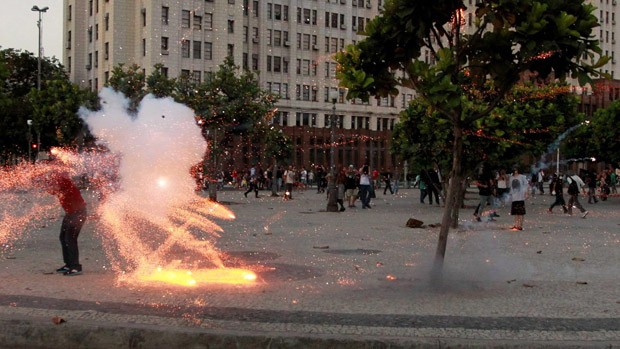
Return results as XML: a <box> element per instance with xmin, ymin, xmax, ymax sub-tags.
<box><xmin>0</xmin><ymin>185</ymin><xmax>618</xmax><ymax>348</ymax></box>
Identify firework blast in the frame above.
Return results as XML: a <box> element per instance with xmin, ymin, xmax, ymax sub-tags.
<box><xmin>1</xmin><ymin>88</ymin><xmax>256</xmax><ymax>286</ymax></box>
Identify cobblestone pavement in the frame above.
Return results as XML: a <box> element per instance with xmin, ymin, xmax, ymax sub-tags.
<box><xmin>0</xmin><ymin>186</ymin><xmax>618</xmax><ymax>348</ymax></box>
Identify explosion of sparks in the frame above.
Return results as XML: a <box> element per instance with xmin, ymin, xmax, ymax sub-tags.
<box><xmin>0</xmin><ymin>88</ymin><xmax>256</xmax><ymax>287</ymax></box>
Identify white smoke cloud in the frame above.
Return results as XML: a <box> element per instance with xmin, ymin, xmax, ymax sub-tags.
<box><xmin>80</xmin><ymin>88</ymin><xmax>206</xmax><ymax>218</ymax></box>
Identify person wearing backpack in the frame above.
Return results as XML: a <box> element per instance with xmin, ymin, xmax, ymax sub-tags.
<box><xmin>548</xmin><ymin>174</ymin><xmax>568</xmax><ymax>214</ymax></box>
<box><xmin>567</xmin><ymin>173</ymin><xmax>588</xmax><ymax>218</ymax></box>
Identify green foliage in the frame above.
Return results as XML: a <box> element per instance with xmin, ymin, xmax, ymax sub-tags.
<box><xmin>106</xmin><ymin>63</ymin><xmax>146</xmax><ymax>112</ymax></box>
<box><xmin>28</xmin><ymin>79</ymin><xmax>94</xmax><ymax>147</ymax></box>
<box><xmin>567</xmin><ymin>99</ymin><xmax>620</xmax><ymax>164</ymax></box>
<box><xmin>393</xmin><ymin>83</ymin><xmax>584</xmax><ymax>177</ymax></box>
<box><xmin>262</xmin><ymin>126</ymin><xmax>293</xmax><ymax>161</ymax></box>
<box><xmin>146</xmin><ymin>64</ymin><xmax>177</xmax><ymax>98</ymax></box>
<box><xmin>0</xmin><ymin>48</ymin><xmax>79</xmax><ymax>158</ymax></box>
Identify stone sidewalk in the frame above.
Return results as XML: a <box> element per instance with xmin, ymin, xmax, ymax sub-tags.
<box><xmin>0</xmin><ymin>186</ymin><xmax>618</xmax><ymax>348</ymax></box>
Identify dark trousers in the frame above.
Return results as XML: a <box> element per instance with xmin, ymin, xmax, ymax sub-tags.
<box><xmin>427</xmin><ymin>185</ymin><xmax>440</xmax><ymax>204</ymax></box>
<box><xmin>358</xmin><ymin>184</ymin><xmax>371</xmax><ymax>207</ymax></box>
<box><xmin>383</xmin><ymin>181</ymin><xmax>393</xmax><ymax>194</ymax></box>
<box><xmin>420</xmin><ymin>189</ymin><xmax>428</xmax><ymax>203</ymax></box>
<box><xmin>244</xmin><ymin>183</ymin><xmax>258</xmax><ymax>197</ymax></box>
<box><xmin>60</xmin><ymin>208</ymin><xmax>87</xmax><ymax>270</ymax></box>
<box><xmin>549</xmin><ymin>195</ymin><xmax>567</xmax><ymax>213</ymax></box>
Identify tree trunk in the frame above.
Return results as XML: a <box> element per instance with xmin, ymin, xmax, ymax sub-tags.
<box><xmin>433</xmin><ymin>123</ymin><xmax>464</xmax><ymax>277</ymax></box>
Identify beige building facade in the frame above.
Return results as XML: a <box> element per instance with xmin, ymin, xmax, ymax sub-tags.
<box><xmin>63</xmin><ymin>0</ymin><xmax>618</xmax><ymax>170</ymax></box>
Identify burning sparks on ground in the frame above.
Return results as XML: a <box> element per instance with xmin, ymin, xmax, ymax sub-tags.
<box><xmin>1</xmin><ymin>89</ymin><xmax>257</xmax><ymax>287</ymax></box>
<box><xmin>135</xmin><ymin>266</ymin><xmax>257</xmax><ymax>287</ymax></box>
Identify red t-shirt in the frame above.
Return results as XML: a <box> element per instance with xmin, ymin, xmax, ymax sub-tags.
<box><xmin>46</xmin><ymin>172</ymin><xmax>86</xmax><ymax>214</ymax></box>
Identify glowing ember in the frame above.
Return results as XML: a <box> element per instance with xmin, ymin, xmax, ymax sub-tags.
<box><xmin>138</xmin><ymin>267</ymin><xmax>257</xmax><ymax>286</ymax></box>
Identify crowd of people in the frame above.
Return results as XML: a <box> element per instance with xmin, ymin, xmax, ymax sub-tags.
<box><xmin>466</xmin><ymin>163</ymin><xmax>619</xmax><ymax>231</ymax></box>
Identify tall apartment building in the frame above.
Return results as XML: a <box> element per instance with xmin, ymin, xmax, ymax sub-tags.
<box><xmin>63</xmin><ymin>0</ymin><xmax>619</xmax><ymax>170</ymax></box>
<box><xmin>63</xmin><ymin>0</ymin><xmax>410</xmax><ymax>171</ymax></box>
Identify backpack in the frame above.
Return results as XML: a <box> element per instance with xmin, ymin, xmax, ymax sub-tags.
<box><xmin>568</xmin><ymin>177</ymin><xmax>579</xmax><ymax>195</ymax></box>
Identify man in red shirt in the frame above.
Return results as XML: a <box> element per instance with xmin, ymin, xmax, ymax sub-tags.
<box><xmin>39</xmin><ymin>169</ymin><xmax>87</xmax><ymax>276</ymax></box>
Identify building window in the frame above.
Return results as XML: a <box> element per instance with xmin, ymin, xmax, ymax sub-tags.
<box><xmin>193</xmin><ymin>41</ymin><xmax>201</xmax><ymax>59</ymax></box>
<box><xmin>252</xmin><ymin>54</ymin><xmax>259</xmax><ymax>70</ymax></box>
<box><xmin>68</xmin><ymin>5</ymin><xmax>72</xmax><ymax>20</ymax></box>
<box><xmin>162</xmin><ymin>6</ymin><xmax>169</xmax><ymax>25</ymax></box>
<box><xmin>141</xmin><ymin>8</ymin><xmax>146</xmax><ymax>26</ymax></box>
<box><xmin>194</xmin><ymin>15</ymin><xmax>202</xmax><ymax>30</ymax></box>
<box><xmin>104</xmin><ymin>42</ymin><xmax>109</xmax><ymax>60</ymax></box>
<box><xmin>243</xmin><ymin>0</ymin><xmax>249</xmax><ymax>16</ymax></box>
<box><xmin>66</xmin><ymin>31</ymin><xmax>71</xmax><ymax>49</ymax></box>
<box><xmin>204</xmin><ymin>42</ymin><xmax>213</xmax><ymax>60</ymax></box>
<box><xmin>228</xmin><ymin>20</ymin><xmax>235</xmax><ymax>33</ymax></box>
<box><xmin>253</xmin><ymin>0</ymin><xmax>259</xmax><ymax>16</ymax></box>
<box><xmin>227</xmin><ymin>44</ymin><xmax>234</xmax><ymax>57</ymax></box>
<box><xmin>94</xmin><ymin>51</ymin><xmax>98</xmax><ymax>67</ymax></box>
<box><xmin>205</xmin><ymin>13</ymin><xmax>213</xmax><ymax>29</ymax></box>
<box><xmin>182</xmin><ymin>10</ymin><xmax>190</xmax><ymax>28</ymax></box>
<box><xmin>95</xmin><ymin>24</ymin><xmax>99</xmax><ymax>40</ymax></box>
<box><xmin>161</xmin><ymin>37</ymin><xmax>169</xmax><ymax>53</ymax></box>
<box><xmin>192</xmin><ymin>71</ymin><xmax>201</xmax><ymax>83</ymax></box>
<box><xmin>273</xmin><ymin>56</ymin><xmax>281</xmax><ymax>72</ymax></box>
<box><xmin>142</xmin><ymin>38</ymin><xmax>146</xmax><ymax>56</ymax></box>
<box><xmin>89</xmin><ymin>0</ymin><xmax>93</xmax><ymax>16</ymax></box>
<box><xmin>181</xmin><ymin>70</ymin><xmax>190</xmax><ymax>78</ymax></box>
<box><xmin>105</xmin><ymin>13</ymin><xmax>109</xmax><ymax>30</ymax></box>
<box><xmin>181</xmin><ymin>40</ymin><xmax>190</xmax><ymax>58</ymax></box>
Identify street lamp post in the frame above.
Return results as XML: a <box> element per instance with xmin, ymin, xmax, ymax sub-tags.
<box><xmin>326</xmin><ymin>91</ymin><xmax>339</xmax><ymax>212</ymax></box>
<box><xmin>32</xmin><ymin>5</ymin><xmax>48</xmax><ymax>157</ymax></box>
<box><xmin>27</xmin><ymin>120</ymin><xmax>33</xmax><ymax>162</ymax></box>
<box><xmin>31</xmin><ymin>5</ymin><xmax>49</xmax><ymax>91</ymax></box>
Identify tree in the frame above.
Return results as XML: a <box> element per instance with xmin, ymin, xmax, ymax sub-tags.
<box><xmin>262</xmin><ymin>126</ymin><xmax>293</xmax><ymax>196</ymax></box>
<box><xmin>190</xmin><ymin>57</ymin><xmax>279</xmax><ymax>201</ymax></box>
<box><xmin>0</xmin><ymin>48</ymin><xmax>81</xmax><ymax>161</ymax></box>
<box><xmin>336</xmin><ymin>0</ymin><xmax>607</xmax><ymax>274</ymax></box>
<box><xmin>28</xmin><ymin>78</ymin><xmax>98</xmax><ymax>148</ymax></box>
<box><xmin>568</xmin><ymin>99</ymin><xmax>620</xmax><ymax>165</ymax></box>
<box><xmin>146</xmin><ymin>64</ymin><xmax>177</xmax><ymax>98</ymax></box>
<box><xmin>106</xmin><ymin>63</ymin><xmax>146</xmax><ymax>113</ymax></box>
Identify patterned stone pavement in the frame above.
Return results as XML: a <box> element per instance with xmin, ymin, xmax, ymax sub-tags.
<box><xmin>0</xmin><ymin>186</ymin><xmax>618</xmax><ymax>348</ymax></box>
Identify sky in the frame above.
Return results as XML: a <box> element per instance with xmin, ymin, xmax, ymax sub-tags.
<box><xmin>0</xmin><ymin>0</ymin><xmax>64</xmax><ymax>61</ymax></box>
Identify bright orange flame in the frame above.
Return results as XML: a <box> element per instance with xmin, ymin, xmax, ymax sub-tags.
<box><xmin>137</xmin><ymin>267</ymin><xmax>257</xmax><ymax>287</ymax></box>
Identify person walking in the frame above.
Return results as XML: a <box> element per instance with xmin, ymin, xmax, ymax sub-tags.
<box><xmin>358</xmin><ymin>165</ymin><xmax>372</xmax><ymax>209</ymax></box>
<box><xmin>283</xmin><ymin>165</ymin><xmax>296</xmax><ymax>200</ymax></box>
<box><xmin>417</xmin><ymin>173</ymin><xmax>428</xmax><ymax>204</ymax></box>
<box><xmin>567</xmin><ymin>173</ymin><xmax>588</xmax><ymax>218</ymax></box>
<box><xmin>548</xmin><ymin>174</ymin><xmax>568</xmax><ymax>214</ymax></box>
<box><xmin>508</xmin><ymin>166</ymin><xmax>529</xmax><ymax>231</ymax></box>
<box><xmin>37</xmin><ymin>168</ymin><xmax>88</xmax><ymax>276</ymax></box>
<box><xmin>473</xmin><ymin>175</ymin><xmax>497</xmax><ymax>222</ymax></box>
<box><xmin>244</xmin><ymin>175</ymin><xmax>259</xmax><ymax>198</ymax></box>
<box><xmin>344</xmin><ymin>165</ymin><xmax>359</xmax><ymax>208</ymax></box>
<box><xmin>586</xmin><ymin>170</ymin><xmax>598</xmax><ymax>204</ymax></box>
<box><xmin>427</xmin><ymin>168</ymin><xmax>442</xmax><ymax>206</ymax></box>
<box><xmin>336</xmin><ymin>167</ymin><xmax>347</xmax><ymax>211</ymax></box>
<box><xmin>383</xmin><ymin>170</ymin><xmax>394</xmax><ymax>195</ymax></box>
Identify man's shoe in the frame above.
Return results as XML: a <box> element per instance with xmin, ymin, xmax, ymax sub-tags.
<box><xmin>63</xmin><ymin>269</ymin><xmax>82</xmax><ymax>276</ymax></box>
<box><xmin>339</xmin><ymin>207</ymin><xmax>346</xmax><ymax>212</ymax></box>
<box><xmin>582</xmin><ymin>211</ymin><xmax>589</xmax><ymax>218</ymax></box>
<box><xmin>56</xmin><ymin>266</ymin><xmax>70</xmax><ymax>273</ymax></box>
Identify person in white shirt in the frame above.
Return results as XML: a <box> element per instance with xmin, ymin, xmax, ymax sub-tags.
<box><xmin>566</xmin><ymin>173</ymin><xmax>588</xmax><ymax>218</ymax></box>
<box><xmin>509</xmin><ymin>166</ymin><xmax>529</xmax><ymax>231</ymax></box>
